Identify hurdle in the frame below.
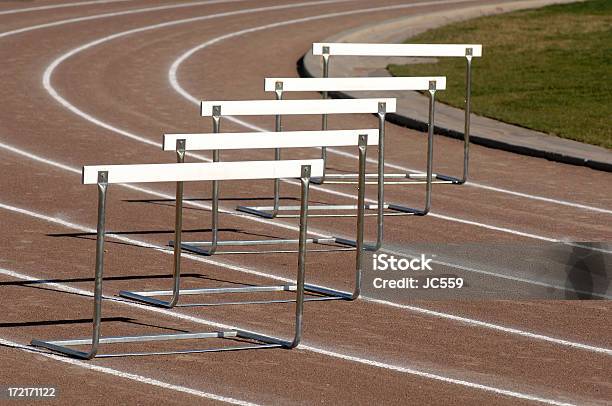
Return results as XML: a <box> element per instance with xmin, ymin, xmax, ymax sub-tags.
<box><xmin>313</xmin><ymin>42</ymin><xmax>482</xmax><ymax>189</ymax></box>
<box><xmin>31</xmin><ymin>159</ymin><xmax>339</xmax><ymax>359</ymax></box>
<box><xmin>163</xmin><ymin>129</ymin><xmax>378</xmax><ymax>251</ymax></box>
<box><xmin>264</xmin><ymin>76</ymin><xmax>446</xmax><ymax>215</ymax></box>
<box><xmin>132</xmin><ymin>132</ymin><xmax>372</xmax><ymax>305</ymax></box>
<box><xmin>162</xmin><ymin>129</ymin><xmax>378</xmax><ymax>255</ymax></box>
<box><xmin>199</xmin><ymin>99</ymin><xmax>408</xmax><ymax>251</ymax></box>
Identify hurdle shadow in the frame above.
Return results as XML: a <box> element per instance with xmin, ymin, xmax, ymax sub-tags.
<box><xmin>46</xmin><ymin>228</ymin><xmax>292</xmax><ymax>250</ymax></box>
<box><xmin>0</xmin><ymin>317</ymin><xmax>188</xmax><ymax>333</ymax></box>
<box><xmin>47</xmin><ymin>228</ymin><xmax>287</xmax><ymax>240</ymax></box>
<box><xmin>122</xmin><ymin>195</ymin><xmax>333</xmax><ymax>211</ymax></box>
<box><xmin>1</xmin><ymin>273</ymin><xmax>267</xmax><ymax>304</ymax></box>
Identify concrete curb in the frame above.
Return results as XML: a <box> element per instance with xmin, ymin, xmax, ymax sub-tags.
<box><xmin>299</xmin><ymin>0</ymin><xmax>611</xmax><ymax>172</ymax></box>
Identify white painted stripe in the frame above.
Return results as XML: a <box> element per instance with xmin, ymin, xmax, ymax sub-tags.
<box><xmin>0</xmin><ymin>0</ymin><xmax>254</xmax><ymax>39</ymax></box>
<box><xmin>305</xmin><ymin>346</ymin><xmax>573</xmax><ymax>406</ymax></box>
<box><xmin>0</xmin><ymin>335</ymin><xmax>259</xmax><ymax>406</ymax></box>
<box><xmin>168</xmin><ymin>4</ymin><xmax>611</xmax><ymax>216</ymax></box>
<box><xmin>312</xmin><ymin>42</ymin><xmax>483</xmax><ymax>57</ymax></box>
<box><xmin>0</xmin><ymin>266</ymin><xmax>587</xmax><ymax>405</ymax></box>
<box><xmin>82</xmin><ymin>159</ymin><xmax>324</xmax><ymax>184</ymax></box>
<box><xmin>201</xmin><ymin>98</ymin><xmax>397</xmax><ymax>116</ymax></box>
<box><xmin>465</xmin><ymin>181</ymin><xmax>612</xmax><ymax>215</ymax></box>
<box><xmin>265</xmin><ymin>76</ymin><xmax>446</xmax><ymax>91</ymax></box>
<box><xmin>163</xmin><ymin>129</ymin><xmax>379</xmax><ymax>151</ymax></box>
<box><xmin>0</xmin><ymin>0</ymin><xmax>134</xmax><ymax>16</ymax></box>
<box><xmin>0</xmin><ymin>200</ymin><xmax>611</xmax><ymax>358</ymax></box>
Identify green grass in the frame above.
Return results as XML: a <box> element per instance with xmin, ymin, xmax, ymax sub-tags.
<box><xmin>388</xmin><ymin>0</ymin><xmax>612</xmax><ymax>149</ymax></box>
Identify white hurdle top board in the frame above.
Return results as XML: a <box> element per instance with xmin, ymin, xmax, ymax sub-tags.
<box><xmin>264</xmin><ymin>77</ymin><xmax>446</xmax><ymax>92</ymax></box>
<box><xmin>201</xmin><ymin>98</ymin><xmax>396</xmax><ymax>116</ymax></box>
<box><xmin>312</xmin><ymin>43</ymin><xmax>482</xmax><ymax>57</ymax></box>
<box><xmin>82</xmin><ymin>159</ymin><xmax>324</xmax><ymax>184</ymax></box>
<box><xmin>163</xmin><ymin>129</ymin><xmax>379</xmax><ymax>151</ymax></box>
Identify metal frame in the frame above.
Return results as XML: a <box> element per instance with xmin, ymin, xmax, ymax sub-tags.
<box><xmin>163</xmin><ymin>130</ymin><xmax>380</xmax><ymax>252</ymax></box>
<box><xmin>31</xmin><ymin>160</ymin><xmax>326</xmax><ymax>359</ymax></box>
<box><xmin>266</xmin><ymin>76</ymin><xmax>447</xmax><ymax>217</ymax></box>
<box><xmin>195</xmin><ymin>99</ymin><xmax>401</xmax><ymax>253</ymax></box>
<box><xmin>313</xmin><ymin>43</ymin><xmax>480</xmax><ymax>195</ymax></box>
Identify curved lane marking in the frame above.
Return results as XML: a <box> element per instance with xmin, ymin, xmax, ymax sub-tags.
<box><xmin>0</xmin><ymin>0</ymin><xmax>135</xmax><ymax>16</ymax></box>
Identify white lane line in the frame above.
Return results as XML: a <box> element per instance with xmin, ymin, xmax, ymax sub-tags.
<box><xmin>1</xmin><ymin>196</ymin><xmax>611</xmax><ymax>358</ymax></box>
<box><xmin>0</xmin><ymin>266</ymin><xmax>583</xmax><ymax>406</ymax></box>
<box><xmin>168</xmin><ymin>9</ymin><xmax>612</xmax><ymax>217</ymax></box>
<box><xmin>0</xmin><ymin>336</ymin><xmax>260</xmax><ymax>406</ymax></box>
<box><xmin>305</xmin><ymin>346</ymin><xmax>576</xmax><ymax>406</ymax></box>
<box><xmin>0</xmin><ymin>0</ymin><xmax>135</xmax><ymax>16</ymax></box>
<box><xmin>0</xmin><ymin>0</ymin><xmax>255</xmax><ymax>39</ymax></box>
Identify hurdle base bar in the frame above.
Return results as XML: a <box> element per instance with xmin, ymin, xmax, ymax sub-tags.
<box><xmin>119</xmin><ymin>282</ymin><xmax>351</xmax><ymax>308</ymax></box>
<box><xmin>236</xmin><ymin>203</ymin><xmax>414</xmax><ymax>219</ymax></box>
<box><xmin>31</xmin><ymin>329</ymin><xmax>289</xmax><ymax>359</ymax></box>
<box><xmin>334</xmin><ymin>237</ymin><xmax>380</xmax><ymax>252</ymax></box>
<box><xmin>387</xmin><ymin>203</ymin><xmax>428</xmax><ymax>216</ymax></box>
<box><xmin>168</xmin><ymin>236</ymin><xmax>342</xmax><ymax>256</ymax></box>
<box><xmin>310</xmin><ymin>172</ymin><xmax>461</xmax><ymax>185</ymax></box>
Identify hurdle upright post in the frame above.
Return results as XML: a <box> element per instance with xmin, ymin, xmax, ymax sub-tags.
<box><xmin>320</xmin><ymin>45</ymin><xmax>330</xmax><ymax>182</ymax></box>
<box><xmin>88</xmin><ymin>170</ymin><xmax>109</xmax><ymax>359</ymax></box>
<box><xmin>462</xmin><ymin>47</ymin><xmax>473</xmax><ymax>184</ymax></box>
<box><xmin>387</xmin><ymin>80</ymin><xmax>437</xmax><ymax>215</ymax></box>
<box><xmin>375</xmin><ymin>102</ymin><xmax>386</xmax><ymax>249</ymax></box>
<box><xmin>31</xmin><ymin>171</ymin><xmax>108</xmax><ymax>359</ymax></box>
<box><xmin>272</xmin><ymin>81</ymin><xmax>283</xmax><ymax>217</ymax></box>
<box><xmin>425</xmin><ymin>80</ymin><xmax>437</xmax><ymax>214</ymax></box>
<box><xmin>209</xmin><ymin>106</ymin><xmax>221</xmax><ymax>255</ymax></box>
<box><xmin>169</xmin><ymin>139</ymin><xmax>186</xmax><ymax>308</ymax></box>
<box><xmin>353</xmin><ymin>134</ymin><xmax>367</xmax><ymax>299</ymax></box>
<box><xmin>290</xmin><ymin>164</ymin><xmax>311</xmax><ymax>347</ymax></box>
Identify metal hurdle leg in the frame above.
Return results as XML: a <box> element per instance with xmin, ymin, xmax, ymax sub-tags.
<box><xmin>319</xmin><ymin>46</ymin><xmax>330</xmax><ymax>182</ymax></box>
<box><xmin>334</xmin><ymin>115</ymin><xmax>386</xmax><ymax>251</ymax></box>
<box><xmin>460</xmin><ymin>49</ymin><xmax>473</xmax><ymax>184</ymax></box>
<box><xmin>31</xmin><ymin>172</ymin><xmax>109</xmax><ymax>359</ymax></box>
<box><xmin>409</xmin><ymin>48</ymin><xmax>473</xmax><ymax>185</ymax></box>
<box><xmin>272</xmin><ymin>81</ymin><xmax>283</xmax><ymax>218</ymax></box>
<box><xmin>301</xmin><ymin>135</ymin><xmax>367</xmax><ymax>300</ymax></box>
<box><xmin>388</xmin><ymin>80</ymin><xmax>438</xmax><ymax>215</ymax></box>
